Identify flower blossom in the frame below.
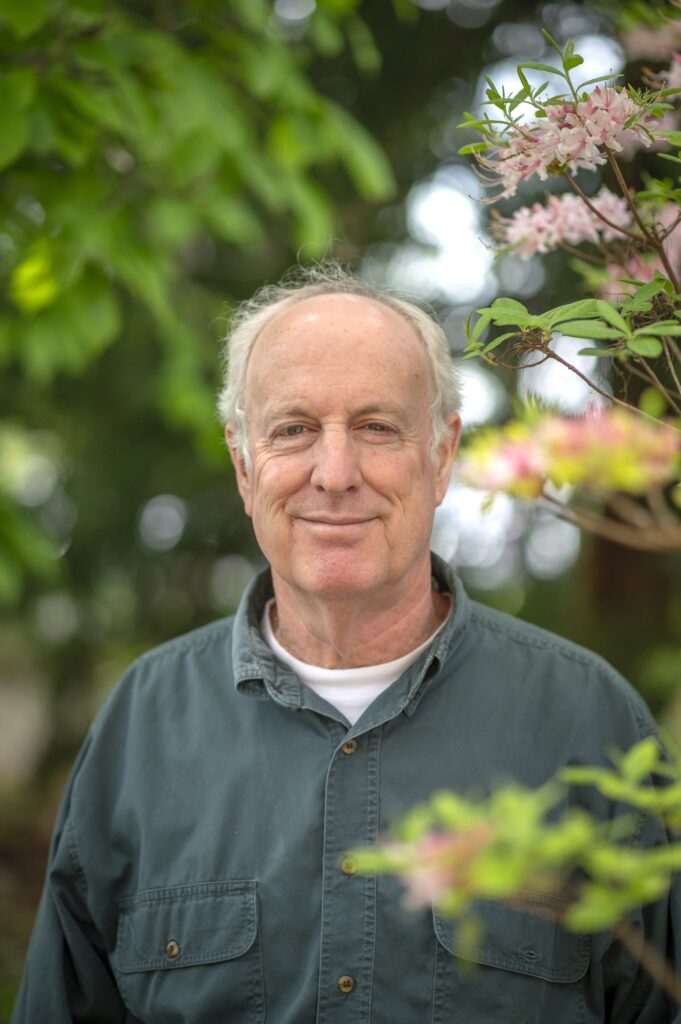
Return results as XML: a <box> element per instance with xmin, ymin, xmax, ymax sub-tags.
<box><xmin>458</xmin><ymin>410</ymin><xmax>680</xmax><ymax>498</ymax></box>
<box><xmin>484</xmin><ymin>88</ymin><xmax>657</xmax><ymax>200</ymax></box>
<box><xmin>387</xmin><ymin>824</ymin><xmax>496</xmax><ymax>910</ymax></box>
<box><xmin>500</xmin><ymin>188</ymin><xmax>632</xmax><ymax>258</ymax></box>
<box><xmin>663</xmin><ymin>53</ymin><xmax>681</xmax><ymax>91</ymax></box>
<box><xmin>602</xmin><ymin>201</ymin><xmax>681</xmax><ymax>299</ymax></box>
<box><xmin>623</xmin><ymin>26</ymin><xmax>681</xmax><ymax>61</ymax></box>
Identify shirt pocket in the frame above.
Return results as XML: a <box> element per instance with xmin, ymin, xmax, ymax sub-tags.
<box><xmin>111</xmin><ymin>880</ymin><xmax>264</xmax><ymax>1024</ymax></box>
<box><xmin>432</xmin><ymin>896</ymin><xmax>591</xmax><ymax>1024</ymax></box>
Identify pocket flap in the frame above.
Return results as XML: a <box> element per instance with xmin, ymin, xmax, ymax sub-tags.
<box><xmin>112</xmin><ymin>880</ymin><xmax>257</xmax><ymax>973</ymax></box>
<box><xmin>433</xmin><ymin>895</ymin><xmax>590</xmax><ymax>984</ymax></box>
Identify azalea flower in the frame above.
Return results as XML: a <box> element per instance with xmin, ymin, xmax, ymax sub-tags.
<box><xmin>499</xmin><ymin>188</ymin><xmax>632</xmax><ymax>258</ymax></box>
<box><xmin>385</xmin><ymin>824</ymin><xmax>496</xmax><ymax>909</ymax></box>
<box><xmin>458</xmin><ymin>410</ymin><xmax>680</xmax><ymax>497</ymax></box>
<box><xmin>601</xmin><ymin>202</ymin><xmax>681</xmax><ymax>299</ymax></box>
<box><xmin>663</xmin><ymin>53</ymin><xmax>681</xmax><ymax>91</ymax></box>
<box><xmin>483</xmin><ymin>88</ymin><xmax>657</xmax><ymax>200</ymax></box>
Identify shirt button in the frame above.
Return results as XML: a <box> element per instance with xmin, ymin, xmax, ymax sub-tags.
<box><xmin>341</xmin><ymin>740</ymin><xmax>358</xmax><ymax>755</ymax></box>
<box><xmin>165</xmin><ymin>939</ymin><xmax>181</xmax><ymax>959</ymax></box>
<box><xmin>337</xmin><ymin>975</ymin><xmax>355</xmax><ymax>994</ymax></box>
<box><xmin>340</xmin><ymin>855</ymin><xmax>358</xmax><ymax>875</ymax></box>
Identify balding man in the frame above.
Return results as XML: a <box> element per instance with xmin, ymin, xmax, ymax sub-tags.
<box><xmin>14</xmin><ymin>266</ymin><xmax>681</xmax><ymax>1022</ymax></box>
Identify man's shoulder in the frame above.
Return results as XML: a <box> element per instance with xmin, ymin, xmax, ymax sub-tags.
<box><xmin>132</xmin><ymin>614</ymin><xmax>237</xmax><ymax>673</ymax></box>
<box><xmin>464</xmin><ymin>597</ymin><xmax>654</xmax><ymax>730</ymax></box>
<box><xmin>92</xmin><ymin>615</ymin><xmax>239</xmax><ymax>729</ymax></box>
<box><xmin>468</xmin><ymin>598</ymin><xmax>605</xmax><ymax>670</ymax></box>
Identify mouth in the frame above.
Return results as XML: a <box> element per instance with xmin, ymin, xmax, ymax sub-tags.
<box><xmin>297</xmin><ymin>516</ymin><xmax>377</xmax><ymax>528</ymax></box>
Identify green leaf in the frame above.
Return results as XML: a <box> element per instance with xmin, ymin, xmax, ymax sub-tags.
<box><xmin>544</xmin><ymin>299</ymin><xmax>601</xmax><ymax>326</ymax></box>
<box><xmin>518</xmin><ymin>61</ymin><xmax>565</xmax><ymax>76</ymax></box>
<box><xmin>596</xmin><ymin>301</ymin><xmax>629</xmax><ymax>334</ymax></box>
<box><xmin>490</xmin><ymin>297</ymin><xmax>529</xmax><ymax>316</ymax></box>
<box><xmin>347</xmin><ymin>14</ymin><xmax>381</xmax><ymax>73</ymax></box>
<box><xmin>576</xmin><ymin>73</ymin><xmax>622</xmax><ymax>90</ymax></box>
<box><xmin>0</xmin><ymin>81</ymin><xmax>29</xmax><ymax>170</ymax></box>
<box><xmin>619</xmin><ymin>738</ymin><xmax>661</xmax><ymax>783</ymax></box>
<box><xmin>557</xmin><ymin>320</ymin><xmax>625</xmax><ymax>340</ymax></box>
<box><xmin>577</xmin><ymin>347</ymin><xmax>609</xmax><ymax>357</ymax></box>
<box><xmin>656</xmin><ymin>130</ymin><xmax>681</xmax><ymax>147</ymax></box>
<box><xmin>468</xmin><ymin>311</ymin><xmax>493</xmax><ymax>345</ymax></box>
<box><xmin>564</xmin><ymin>55</ymin><xmax>584</xmax><ymax>70</ymax></box>
<box><xmin>458</xmin><ymin>142</ymin><xmax>490</xmax><ymax>155</ymax></box>
<box><xmin>633</xmin><ymin>322</ymin><xmax>681</xmax><ymax>337</ymax></box>
<box><xmin>657</xmin><ymin>153</ymin><xmax>681</xmax><ymax>166</ymax></box>
<box><xmin>324</xmin><ymin>104</ymin><xmax>395</xmax><ymax>200</ymax></box>
<box><xmin>482</xmin><ymin>331</ymin><xmax>518</xmax><ymax>353</ymax></box>
<box><xmin>627</xmin><ymin>336</ymin><xmax>664</xmax><ymax>357</ymax></box>
<box><xmin>0</xmin><ymin>0</ymin><xmax>47</xmax><ymax>37</ymax></box>
<box><xmin>639</xmin><ymin>387</ymin><xmax>668</xmax><ymax>417</ymax></box>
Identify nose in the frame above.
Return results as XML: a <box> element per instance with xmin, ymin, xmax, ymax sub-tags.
<box><xmin>310</xmin><ymin>427</ymin><xmax>362</xmax><ymax>494</ymax></box>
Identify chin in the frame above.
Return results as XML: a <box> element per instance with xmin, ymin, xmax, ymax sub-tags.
<box><xmin>292</xmin><ymin>552</ymin><xmax>387</xmax><ymax>601</ymax></box>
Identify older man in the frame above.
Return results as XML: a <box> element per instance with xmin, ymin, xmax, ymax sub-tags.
<box><xmin>13</xmin><ymin>267</ymin><xmax>680</xmax><ymax>1022</ymax></box>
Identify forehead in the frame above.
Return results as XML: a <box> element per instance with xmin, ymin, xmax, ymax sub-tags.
<box><xmin>245</xmin><ymin>293</ymin><xmax>432</xmax><ymax>398</ymax></box>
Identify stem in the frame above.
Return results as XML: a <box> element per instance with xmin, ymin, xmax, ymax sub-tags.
<box><xmin>615</xmin><ymin>919</ymin><xmax>681</xmax><ymax>1006</ymax></box>
<box><xmin>624</xmin><ymin>360</ymin><xmax>681</xmax><ymax>403</ymax></box>
<box><xmin>663</xmin><ymin>340</ymin><xmax>681</xmax><ymax>397</ymax></box>
<box><xmin>635</xmin><ymin>358</ymin><xmax>681</xmax><ymax>415</ymax></box>
<box><xmin>607</xmin><ymin>493</ymin><xmax>655</xmax><ymax>529</ymax></box>
<box><xmin>540</xmin><ymin>494</ymin><xmax>681</xmax><ymax>551</ymax></box>
<box><xmin>647</xmin><ymin>487</ymin><xmax>681</xmax><ymax>531</ymax></box>
<box><xmin>557</xmin><ymin>241</ymin><xmax>606</xmax><ymax>265</ymax></box>
<box><xmin>562</xmin><ymin>172</ymin><xmax>644</xmax><ymax>245</ymax></box>
<box><xmin>658</xmin><ymin>211</ymin><xmax>681</xmax><ymax>241</ymax></box>
<box><xmin>606</xmin><ymin>150</ymin><xmax>680</xmax><ymax>290</ymax></box>
<box><xmin>543</xmin><ymin>348</ymin><xmax>640</xmax><ymax>413</ymax></box>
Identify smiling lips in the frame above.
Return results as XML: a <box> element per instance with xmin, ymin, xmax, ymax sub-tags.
<box><xmin>297</xmin><ymin>515</ymin><xmax>377</xmax><ymax>529</ymax></box>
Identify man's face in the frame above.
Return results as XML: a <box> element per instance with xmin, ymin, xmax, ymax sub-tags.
<box><xmin>229</xmin><ymin>294</ymin><xmax>460</xmax><ymax>603</ymax></box>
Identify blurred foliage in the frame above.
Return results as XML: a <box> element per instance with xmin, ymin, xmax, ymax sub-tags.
<box><xmin>0</xmin><ymin>0</ymin><xmax>395</xmax><ymax>603</ymax></box>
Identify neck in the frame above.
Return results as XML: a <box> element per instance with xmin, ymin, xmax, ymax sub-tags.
<box><xmin>269</xmin><ymin>559</ymin><xmax>450</xmax><ymax>669</ymax></box>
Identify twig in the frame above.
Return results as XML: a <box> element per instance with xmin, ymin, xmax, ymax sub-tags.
<box><xmin>615</xmin><ymin>919</ymin><xmax>681</xmax><ymax>1006</ymax></box>
<box><xmin>606</xmin><ymin>150</ymin><xmax>680</xmax><ymax>290</ymax></box>
<box><xmin>635</xmin><ymin>357</ymin><xmax>681</xmax><ymax>415</ymax></box>
<box><xmin>663</xmin><ymin>340</ymin><xmax>681</xmax><ymax>397</ymax></box>
<box><xmin>539</xmin><ymin>493</ymin><xmax>681</xmax><ymax>551</ymax></box>
<box><xmin>557</xmin><ymin>241</ymin><xmax>606</xmax><ymax>265</ymax></box>
<box><xmin>562</xmin><ymin>172</ymin><xmax>645</xmax><ymax>245</ymax></box>
<box><xmin>607</xmin><ymin>493</ymin><xmax>655</xmax><ymax>529</ymax></box>
<box><xmin>647</xmin><ymin>487</ymin><xmax>681</xmax><ymax>531</ymax></box>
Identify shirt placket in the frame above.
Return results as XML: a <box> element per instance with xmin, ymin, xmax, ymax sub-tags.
<box><xmin>316</xmin><ymin>724</ymin><xmax>381</xmax><ymax>1023</ymax></box>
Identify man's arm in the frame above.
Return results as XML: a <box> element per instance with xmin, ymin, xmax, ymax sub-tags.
<box><xmin>12</xmin><ymin>747</ymin><xmax>126</xmax><ymax>1022</ymax></box>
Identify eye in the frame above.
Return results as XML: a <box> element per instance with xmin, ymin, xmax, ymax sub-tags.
<box><xmin>277</xmin><ymin>424</ymin><xmax>307</xmax><ymax>437</ymax></box>
<box><xmin>366</xmin><ymin>422</ymin><xmax>388</xmax><ymax>432</ymax></box>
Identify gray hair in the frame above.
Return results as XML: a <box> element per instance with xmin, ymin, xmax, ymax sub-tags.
<box><xmin>217</xmin><ymin>262</ymin><xmax>461</xmax><ymax>465</ymax></box>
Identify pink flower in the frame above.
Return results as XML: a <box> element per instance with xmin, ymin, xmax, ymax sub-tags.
<box><xmin>663</xmin><ymin>53</ymin><xmax>681</xmax><ymax>91</ymax></box>
<box><xmin>601</xmin><ymin>201</ymin><xmax>681</xmax><ymax>298</ymax></box>
<box><xmin>395</xmin><ymin>825</ymin><xmax>496</xmax><ymax>909</ymax></box>
<box><xmin>484</xmin><ymin>88</ymin><xmax>657</xmax><ymax>200</ymax></box>
<box><xmin>500</xmin><ymin>188</ymin><xmax>632</xmax><ymax>258</ymax></box>
<box><xmin>460</xmin><ymin>410</ymin><xmax>680</xmax><ymax>496</ymax></box>
<box><xmin>623</xmin><ymin>26</ymin><xmax>681</xmax><ymax>60</ymax></box>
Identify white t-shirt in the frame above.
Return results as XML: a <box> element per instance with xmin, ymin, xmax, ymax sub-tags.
<box><xmin>261</xmin><ymin>599</ymin><xmax>450</xmax><ymax>726</ymax></box>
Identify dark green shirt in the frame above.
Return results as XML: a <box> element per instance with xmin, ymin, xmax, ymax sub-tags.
<box><xmin>13</xmin><ymin>557</ymin><xmax>681</xmax><ymax>1022</ymax></box>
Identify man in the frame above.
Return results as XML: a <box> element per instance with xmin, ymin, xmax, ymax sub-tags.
<box><xmin>13</xmin><ymin>265</ymin><xmax>680</xmax><ymax>1022</ymax></box>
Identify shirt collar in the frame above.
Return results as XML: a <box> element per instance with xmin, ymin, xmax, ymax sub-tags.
<box><xmin>232</xmin><ymin>553</ymin><xmax>471</xmax><ymax>724</ymax></box>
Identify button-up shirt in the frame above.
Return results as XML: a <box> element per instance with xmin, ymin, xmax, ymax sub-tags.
<box><xmin>12</xmin><ymin>556</ymin><xmax>681</xmax><ymax>1022</ymax></box>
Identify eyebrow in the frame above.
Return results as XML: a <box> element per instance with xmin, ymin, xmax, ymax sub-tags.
<box><xmin>262</xmin><ymin>402</ymin><xmax>410</xmax><ymax>422</ymax></box>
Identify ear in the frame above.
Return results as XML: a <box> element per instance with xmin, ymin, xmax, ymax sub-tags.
<box><xmin>434</xmin><ymin>412</ymin><xmax>461</xmax><ymax>506</ymax></box>
<box><xmin>226</xmin><ymin>426</ymin><xmax>253</xmax><ymax>518</ymax></box>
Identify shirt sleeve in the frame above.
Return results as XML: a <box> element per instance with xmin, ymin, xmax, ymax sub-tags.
<box><xmin>11</xmin><ymin>744</ymin><xmax>127</xmax><ymax>1023</ymax></box>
